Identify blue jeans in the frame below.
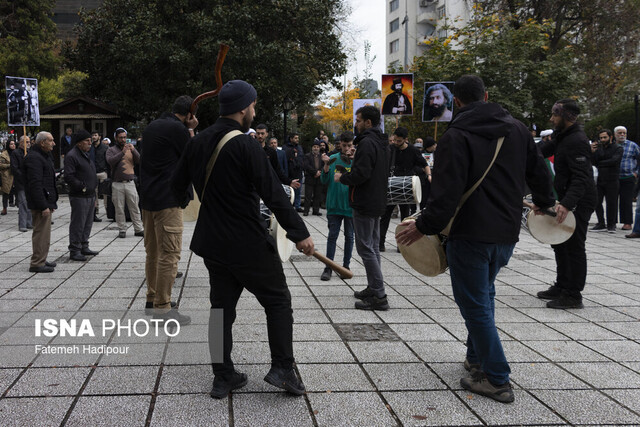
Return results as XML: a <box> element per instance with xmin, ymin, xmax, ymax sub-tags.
<box><xmin>326</xmin><ymin>214</ymin><xmax>354</xmax><ymax>269</ymax></box>
<box><xmin>293</xmin><ymin>185</ymin><xmax>302</xmax><ymax>209</ymax></box>
<box><xmin>16</xmin><ymin>190</ymin><xmax>32</xmax><ymax>229</ymax></box>
<box><xmin>447</xmin><ymin>239</ymin><xmax>515</xmax><ymax>385</ymax></box>
<box><xmin>633</xmin><ymin>189</ymin><xmax>640</xmax><ymax>234</ymax></box>
<box><xmin>352</xmin><ymin>211</ymin><xmax>384</xmax><ymax>297</ymax></box>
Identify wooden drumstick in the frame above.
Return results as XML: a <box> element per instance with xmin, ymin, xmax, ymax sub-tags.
<box><xmin>312</xmin><ymin>251</ymin><xmax>353</xmax><ymax>279</ymax></box>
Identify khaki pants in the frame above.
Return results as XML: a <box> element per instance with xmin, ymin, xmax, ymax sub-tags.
<box><xmin>96</xmin><ymin>171</ymin><xmax>108</xmax><ymax>212</ymax></box>
<box><xmin>143</xmin><ymin>208</ymin><xmax>183</xmax><ymax>309</ymax></box>
<box><xmin>30</xmin><ymin>210</ymin><xmax>52</xmax><ymax>268</ymax></box>
<box><xmin>112</xmin><ymin>181</ymin><xmax>143</xmax><ymax>232</ymax></box>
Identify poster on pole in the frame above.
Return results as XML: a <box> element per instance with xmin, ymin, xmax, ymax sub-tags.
<box><xmin>381</xmin><ymin>73</ymin><xmax>413</xmax><ymax>116</ymax></box>
<box><xmin>353</xmin><ymin>98</ymin><xmax>384</xmax><ymax>134</ymax></box>
<box><xmin>422</xmin><ymin>81</ymin><xmax>454</xmax><ymax>122</ymax></box>
<box><xmin>5</xmin><ymin>76</ymin><xmax>40</xmax><ymax>126</ymax></box>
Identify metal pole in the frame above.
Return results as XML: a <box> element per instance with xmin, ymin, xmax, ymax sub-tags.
<box><xmin>403</xmin><ymin>0</ymin><xmax>409</xmax><ymax>71</ymax></box>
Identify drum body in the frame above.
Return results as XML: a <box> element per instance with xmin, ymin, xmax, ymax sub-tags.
<box><xmin>282</xmin><ymin>184</ymin><xmax>295</xmax><ymax>205</ymax></box>
<box><xmin>526</xmin><ymin>210</ymin><xmax>576</xmax><ymax>245</ymax></box>
<box><xmin>387</xmin><ymin>176</ymin><xmax>421</xmax><ymax>205</ymax></box>
<box><xmin>395</xmin><ymin>218</ymin><xmax>447</xmax><ymax>277</ymax></box>
<box><xmin>259</xmin><ymin>201</ymin><xmax>294</xmax><ymax>262</ymax></box>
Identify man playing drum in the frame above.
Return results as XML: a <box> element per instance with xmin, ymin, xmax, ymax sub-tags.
<box><xmin>396</xmin><ymin>75</ymin><xmax>554</xmax><ymax>403</ymax></box>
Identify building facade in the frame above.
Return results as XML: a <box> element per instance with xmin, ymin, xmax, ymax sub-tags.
<box><xmin>52</xmin><ymin>0</ymin><xmax>104</xmax><ymax>40</ymax></box>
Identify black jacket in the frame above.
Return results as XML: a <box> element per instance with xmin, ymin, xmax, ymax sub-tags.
<box><xmin>416</xmin><ymin>101</ymin><xmax>555</xmax><ymax>243</ymax></box>
<box><xmin>92</xmin><ymin>142</ymin><xmax>109</xmax><ymax>174</ymax></box>
<box><xmin>340</xmin><ymin>127</ymin><xmax>390</xmax><ymax>217</ymax></box>
<box><xmin>263</xmin><ymin>145</ymin><xmax>291</xmax><ymax>186</ymax></box>
<box><xmin>64</xmin><ymin>146</ymin><xmax>97</xmax><ymax>198</ymax></box>
<box><xmin>172</xmin><ymin>118</ymin><xmax>310</xmax><ymax>263</ymax></box>
<box><xmin>303</xmin><ymin>152</ymin><xmax>323</xmax><ymax>183</ymax></box>
<box><xmin>389</xmin><ymin>143</ymin><xmax>427</xmax><ymax>177</ymax></box>
<box><xmin>283</xmin><ymin>142</ymin><xmax>304</xmax><ymax>180</ymax></box>
<box><xmin>592</xmin><ymin>141</ymin><xmax>623</xmax><ymax>182</ymax></box>
<box><xmin>140</xmin><ymin>112</ymin><xmax>192</xmax><ymax>211</ymax></box>
<box><xmin>24</xmin><ymin>144</ymin><xmax>58</xmax><ymax>211</ymax></box>
<box><xmin>538</xmin><ymin>124</ymin><xmax>597</xmax><ymax>210</ymax></box>
<box><xmin>10</xmin><ymin>148</ymin><xmax>27</xmax><ymax>191</ymax></box>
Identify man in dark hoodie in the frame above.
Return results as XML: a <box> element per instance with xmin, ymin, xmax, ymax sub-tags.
<box><xmin>397</xmin><ymin>75</ymin><xmax>555</xmax><ymax>403</ymax></box>
<box><xmin>335</xmin><ymin>105</ymin><xmax>390</xmax><ymax>311</ymax></box>
<box><xmin>536</xmin><ymin>99</ymin><xmax>596</xmax><ymax>309</ymax></box>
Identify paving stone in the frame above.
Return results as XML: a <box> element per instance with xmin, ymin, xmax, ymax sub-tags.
<box><xmin>151</xmin><ymin>394</ymin><xmax>228</xmax><ymax>426</ymax></box>
<box><xmin>389</xmin><ymin>323</ymin><xmax>457</xmax><ymax>341</ymax></box>
<box><xmin>164</xmin><ymin>342</ymin><xmax>210</xmax><ymax>365</ymax></box>
<box><xmin>348</xmin><ymin>341</ymin><xmax>420</xmax><ymax>363</ymax></box>
<box><xmin>308</xmin><ymin>392</ymin><xmax>397</xmax><ymax>426</ymax></box>
<box><xmin>293</xmin><ymin>341</ymin><xmax>356</xmax><ymax>363</ymax></box>
<box><xmin>383</xmin><ymin>390</ymin><xmax>481</xmax><ymax>426</ymax></box>
<box><xmin>297</xmin><ymin>363</ymin><xmax>373</xmax><ymax>392</ymax></box>
<box><xmin>0</xmin><ymin>345</ymin><xmax>38</xmax><ymax>368</ymax></box>
<box><xmin>376</xmin><ymin>308</ymin><xmax>432</xmax><ymax>323</ymax></box>
<box><xmin>559</xmin><ymin>362</ymin><xmax>640</xmax><ymax>389</ymax></box>
<box><xmin>549</xmin><ymin>322</ymin><xmax>627</xmax><ymax>340</ymax></box>
<box><xmin>98</xmin><ymin>343</ymin><xmax>166</xmax><ymax>366</ymax></box>
<box><xmin>0</xmin><ymin>368</ymin><xmax>22</xmax><ymax>395</ymax></box>
<box><xmin>580</xmin><ymin>340</ymin><xmax>640</xmax><ymax>361</ymax></box>
<box><xmin>407</xmin><ymin>341</ymin><xmax>468</xmax><ymax>363</ymax></box>
<box><xmin>423</xmin><ymin>308</ymin><xmax>464</xmax><ymax>323</ymax></box>
<box><xmin>510</xmin><ymin>362</ymin><xmax>589</xmax><ymax>389</ymax></box>
<box><xmin>600</xmin><ymin>321</ymin><xmax>640</xmax><ymax>339</ymax></box>
<box><xmin>603</xmin><ymin>389</ymin><xmax>640</xmax><ymax>413</ymax></box>
<box><xmin>83</xmin><ymin>365</ymin><xmax>159</xmax><ymax>395</ymax></box>
<box><xmin>497</xmin><ymin>322</ymin><xmax>568</xmax><ymax>341</ymax></box>
<box><xmin>157</xmin><ymin>365</ymin><xmax>211</xmax><ymax>393</ymax></box>
<box><xmin>8</xmin><ymin>367</ymin><xmax>90</xmax><ymax>397</ymax></box>
<box><xmin>522</xmin><ymin>340</ymin><xmax>609</xmax><ymax>362</ymax></box>
<box><xmin>427</xmin><ymin>363</ymin><xmax>470</xmax><ymax>390</ymax></box>
<box><xmin>234</xmin><ymin>393</ymin><xmax>313</xmax><ymax>426</ymax></box>
<box><xmin>324</xmin><ymin>309</ymin><xmax>382</xmax><ymax>324</ymax></box>
<box><xmin>364</xmin><ymin>363</ymin><xmax>446</xmax><ymax>391</ymax></box>
<box><xmin>0</xmin><ymin>396</ymin><xmax>73</xmax><ymax>427</ymax></box>
<box><xmin>293</xmin><ymin>323</ymin><xmax>342</xmax><ymax>341</ymax></box>
<box><xmin>65</xmin><ymin>395</ymin><xmax>151</xmax><ymax>427</ymax></box>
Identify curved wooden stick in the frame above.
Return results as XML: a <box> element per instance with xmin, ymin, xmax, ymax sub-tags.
<box><xmin>189</xmin><ymin>44</ymin><xmax>230</xmax><ymax>115</ymax></box>
<box><xmin>313</xmin><ymin>251</ymin><xmax>353</xmax><ymax>279</ymax></box>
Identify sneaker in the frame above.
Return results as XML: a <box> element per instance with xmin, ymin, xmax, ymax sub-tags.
<box><xmin>264</xmin><ymin>367</ymin><xmax>305</xmax><ymax>395</ymax></box>
<box><xmin>460</xmin><ymin>371</ymin><xmax>514</xmax><ymax>403</ymax></box>
<box><xmin>463</xmin><ymin>358</ymin><xmax>481</xmax><ymax>373</ymax></box>
<box><xmin>70</xmin><ymin>253</ymin><xmax>88</xmax><ymax>262</ymax></box>
<box><xmin>320</xmin><ymin>267</ymin><xmax>331</xmax><ymax>281</ymax></box>
<box><xmin>81</xmin><ymin>249</ymin><xmax>99</xmax><ymax>256</ymax></box>
<box><xmin>355</xmin><ymin>295</ymin><xmax>389</xmax><ymax>311</ymax></box>
<box><xmin>118</xmin><ymin>231</ymin><xmax>126</xmax><ymax>238</ymax></box>
<box><xmin>19</xmin><ymin>228</ymin><xmax>28</xmax><ymax>232</ymax></box>
<box><xmin>607</xmin><ymin>226</ymin><xmax>616</xmax><ymax>234</ymax></box>
<box><xmin>536</xmin><ymin>286</ymin><xmax>562</xmax><ymax>300</ymax></box>
<box><xmin>145</xmin><ymin>301</ymin><xmax>177</xmax><ymax>315</ymax></box>
<box><xmin>29</xmin><ymin>265</ymin><xmax>54</xmax><ymax>273</ymax></box>
<box><xmin>353</xmin><ymin>287</ymin><xmax>375</xmax><ymax>300</ymax></box>
<box><xmin>210</xmin><ymin>371</ymin><xmax>248</xmax><ymax>399</ymax></box>
<box><xmin>45</xmin><ymin>261</ymin><xmax>57</xmax><ymax>268</ymax></box>
<box><xmin>547</xmin><ymin>295</ymin><xmax>583</xmax><ymax>309</ymax></box>
<box><xmin>153</xmin><ymin>309</ymin><xmax>191</xmax><ymax>326</ymax></box>
<box><xmin>134</xmin><ymin>230</ymin><xmax>144</xmax><ymax>237</ymax></box>
<box><xmin>590</xmin><ymin>223</ymin><xmax>606</xmax><ymax>232</ymax></box>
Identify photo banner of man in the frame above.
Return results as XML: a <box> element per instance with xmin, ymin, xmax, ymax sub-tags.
<box><xmin>353</xmin><ymin>99</ymin><xmax>384</xmax><ymax>134</ymax></box>
<box><xmin>422</xmin><ymin>81</ymin><xmax>454</xmax><ymax>123</ymax></box>
<box><xmin>381</xmin><ymin>74</ymin><xmax>413</xmax><ymax>116</ymax></box>
<box><xmin>5</xmin><ymin>76</ymin><xmax>40</xmax><ymax>127</ymax></box>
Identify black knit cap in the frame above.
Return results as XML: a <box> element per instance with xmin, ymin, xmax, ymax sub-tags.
<box><xmin>71</xmin><ymin>129</ymin><xmax>92</xmax><ymax>145</ymax></box>
<box><xmin>219</xmin><ymin>80</ymin><xmax>257</xmax><ymax>116</ymax></box>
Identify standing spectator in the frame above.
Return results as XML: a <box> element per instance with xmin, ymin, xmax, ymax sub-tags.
<box><xmin>106</xmin><ymin>128</ymin><xmax>144</xmax><ymax>238</ymax></box>
<box><xmin>614</xmin><ymin>126</ymin><xmax>640</xmax><ymax>230</ymax></box>
<box><xmin>335</xmin><ymin>105</ymin><xmax>390</xmax><ymax>311</ymax></box>
<box><xmin>0</xmin><ymin>139</ymin><xmax>15</xmax><ymax>215</ymax></box>
<box><xmin>140</xmin><ymin>95</ymin><xmax>197</xmax><ymax>318</ymax></box>
<box><xmin>269</xmin><ymin>137</ymin><xmax>289</xmax><ymax>178</ymax></box>
<box><xmin>302</xmin><ymin>141</ymin><xmax>323</xmax><ymax>216</ymax></box>
<box><xmin>60</xmin><ymin>126</ymin><xmax>73</xmax><ymax>158</ymax></box>
<box><xmin>64</xmin><ymin>130</ymin><xmax>99</xmax><ymax>261</ymax></box>
<box><xmin>256</xmin><ymin>124</ymin><xmax>300</xmax><ymax>188</ymax></box>
<box><xmin>319</xmin><ymin>131</ymin><xmax>355</xmax><ymax>281</ymax></box>
<box><xmin>89</xmin><ymin>131</ymin><xmax>107</xmax><ymax>222</ymax></box>
<box><xmin>283</xmin><ymin>133</ymin><xmax>304</xmax><ymax>212</ymax></box>
<box><xmin>11</xmin><ymin>136</ymin><xmax>33</xmax><ymax>231</ymax></box>
<box><xmin>590</xmin><ymin>129</ymin><xmax>623</xmax><ymax>232</ymax></box>
<box><xmin>24</xmin><ymin>132</ymin><xmax>58</xmax><ymax>273</ymax></box>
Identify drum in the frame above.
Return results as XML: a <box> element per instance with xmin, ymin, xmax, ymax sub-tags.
<box><xmin>521</xmin><ymin>196</ymin><xmax>576</xmax><ymax>245</ymax></box>
<box><xmin>387</xmin><ymin>176</ymin><xmax>422</xmax><ymax>205</ymax></box>
<box><xmin>395</xmin><ymin>213</ymin><xmax>447</xmax><ymax>277</ymax></box>
<box><xmin>282</xmin><ymin>184</ymin><xmax>295</xmax><ymax>205</ymax></box>
<box><xmin>259</xmin><ymin>201</ymin><xmax>294</xmax><ymax>262</ymax></box>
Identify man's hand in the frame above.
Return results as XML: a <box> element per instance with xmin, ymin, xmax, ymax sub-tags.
<box><xmin>590</xmin><ymin>141</ymin><xmax>598</xmax><ymax>153</ymax></box>
<box><xmin>333</xmin><ymin>171</ymin><xmax>342</xmax><ymax>183</ymax></box>
<box><xmin>42</xmin><ymin>208</ymin><xmax>51</xmax><ymax>217</ymax></box>
<box><xmin>315</xmin><ymin>170</ymin><xmax>321</xmax><ymax>178</ymax></box>
<box><xmin>395</xmin><ymin>220</ymin><xmax>424</xmax><ymax>246</ymax></box>
<box><xmin>290</xmin><ymin>179</ymin><xmax>301</xmax><ymax>189</ymax></box>
<box><xmin>296</xmin><ymin>236</ymin><xmax>314</xmax><ymax>256</ymax></box>
<box><xmin>555</xmin><ymin>204</ymin><xmax>569</xmax><ymax>224</ymax></box>
<box><xmin>185</xmin><ymin>112</ymin><xmax>198</xmax><ymax>130</ymax></box>
<box><xmin>321</xmin><ymin>153</ymin><xmax>331</xmax><ymax>163</ymax></box>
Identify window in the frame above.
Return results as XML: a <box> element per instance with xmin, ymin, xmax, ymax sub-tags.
<box><xmin>390</xmin><ymin>18</ymin><xmax>399</xmax><ymax>33</ymax></box>
<box><xmin>390</xmin><ymin>0</ymin><xmax>399</xmax><ymax>12</ymax></box>
<box><xmin>437</xmin><ymin>5</ymin><xmax>446</xmax><ymax>19</ymax></box>
<box><xmin>390</xmin><ymin>39</ymin><xmax>400</xmax><ymax>53</ymax></box>
<box><xmin>437</xmin><ymin>28</ymin><xmax>447</xmax><ymax>38</ymax></box>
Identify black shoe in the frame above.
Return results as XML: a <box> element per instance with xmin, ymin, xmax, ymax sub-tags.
<box><xmin>45</xmin><ymin>261</ymin><xmax>57</xmax><ymax>268</ymax></box>
<box><xmin>145</xmin><ymin>301</ymin><xmax>177</xmax><ymax>314</ymax></box>
<box><xmin>607</xmin><ymin>226</ymin><xmax>616</xmax><ymax>234</ymax></box>
<box><xmin>464</xmin><ymin>358</ymin><xmax>481</xmax><ymax>373</ymax></box>
<box><xmin>29</xmin><ymin>265</ymin><xmax>54</xmax><ymax>273</ymax></box>
<box><xmin>176</xmin><ymin>271</ymin><xmax>184</xmax><ymax>278</ymax></box>
<box><xmin>379</xmin><ymin>245</ymin><xmax>386</xmax><ymax>252</ymax></box>
<box><xmin>320</xmin><ymin>267</ymin><xmax>331</xmax><ymax>281</ymax></box>
<box><xmin>353</xmin><ymin>287</ymin><xmax>375</xmax><ymax>300</ymax></box>
<box><xmin>295</xmin><ymin>208</ymin><xmax>304</xmax><ymax>213</ymax></box>
<box><xmin>70</xmin><ymin>253</ymin><xmax>87</xmax><ymax>261</ymax></box>
<box><xmin>547</xmin><ymin>295</ymin><xmax>583</xmax><ymax>309</ymax></box>
<box><xmin>210</xmin><ymin>372</ymin><xmax>248</xmax><ymax>399</ymax></box>
<box><xmin>590</xmin><ymin>223</ymin><xmax>606</xmax><ymax>232</ymax></box>
<box><xmin>313</xmin><ymin>212</ymin><xmax>322</xmax><ymax>216</ymax></box>
<box><xmin>536</xmin><ymin>286</ymin><xmax>562</xmax><ymax>300</ymax></box>
<box><xmin>19</xmin><ymin>228</ymin><xmax>28</xmax><ymax>232</ymax></box>
<box><xmin>81</xmin><ymin>249</ymin><xmax>99</xmax><ymax>256</ymax></box>
<box><xmin>460</xmin><ymin>371</ymin><xmax>514</xmax><ymax>403</ymax></box>
<box><xmin>302</xmin><ymin>212</ymin><xmax>309</xmax><ymax>217</ymax></box>
<box><xmin>264</xmin><ymin>367</ymin><xmax>305</xmax><ymax>395</ymax></box>
<box><xmin>134</xmin><ymin>230</ymin><xmax>144</xmax><ymax>237</ymax></box>
<box><xmin>118</xmin><ymin>231</ymin><xmax>126</xmax><ymax>238</ymax></box>
<box><xmin>93</xmin><ymin>216</ymin><xmax>102</xmax><ymax>222</ymax></box>
<box><xmin>355</xmin><ymin>295</ymin><xmax>389</xmax><ymax>311</ymax></box>
<box><xmin>153</xmin><ymin>309</ymin><xmax>191</xmax><ymax>326</ymax></box>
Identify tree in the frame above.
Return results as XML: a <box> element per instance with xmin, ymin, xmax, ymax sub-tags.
<box><xmin>317</xmin><ymin>82</ymin><xmax>360</xmax><ymax>131</ymax></box>
<box><xmin>39</xmin><ymin>71</ymin><xmax>89</xmax><ymax>108</ymax></box>
<box><xmin>69</xmin><ymin>0</ymin><xmax>348</xmax><ymax>127</ymax></box>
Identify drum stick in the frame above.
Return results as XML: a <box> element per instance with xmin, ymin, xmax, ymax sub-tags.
<box><xmin>312</xmin><ymin>251</ymin><xmax>353</xmax><ymax>279</ymax></box>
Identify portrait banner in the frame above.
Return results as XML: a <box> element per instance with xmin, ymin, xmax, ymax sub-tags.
<box><xmin>381</xmin><ymin>74</ymin><xmax>413</xmax><ymax>116</ymax></box>
<box><xmin>352</xmin><ymin>98</ymin><xmax>383</xmax><ymax>133</ymax></box>
<box><xmin>6</xmin><ymin>76</ymin><xmax>40</xmax><ymax>127</ymax></box>
<box><xmin>422</xmin><ymin>81</ymin><xmax>454</xmax><ymax>123</ymax></box>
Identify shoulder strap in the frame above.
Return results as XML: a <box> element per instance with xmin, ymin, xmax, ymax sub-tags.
<box><xmin>442</xmin><ymin>136</ymin><xmax>505</xmax><ymax>235</ymax></box>
<box><xmin>201</xmin><ymin>130</ymin><xmax>243</xmax><ymax>201</ymax></box>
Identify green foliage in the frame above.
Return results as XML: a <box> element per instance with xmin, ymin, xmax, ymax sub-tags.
<box><xmin>69</xmin><ymin>0</ymin><xmax>348</xmax><ymax>128</ymax></box>
<box><xmin>299</xmin><ymin>114</ymin><xmax>325</xmax><ymax>148</ymax></box>
<box><xmin>38</xmin><ymin>71</ymin><xmax>89</xmax><ymax>108</ymax></box>
<box><xmin>585</xmin><ymin>102</ymin><xmax>638</xmax><ymax>141</ymax></box>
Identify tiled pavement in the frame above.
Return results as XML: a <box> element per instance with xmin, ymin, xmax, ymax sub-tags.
<box><xmin>1</xmin><ymin>196</ymin><xmax>639</xmax><ymax>426</ymax></box>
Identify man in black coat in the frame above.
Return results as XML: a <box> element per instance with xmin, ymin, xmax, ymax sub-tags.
<box><xmin>11</xmin><ymin>135</ymin><xmax>33</xmax><ymax>231</ymax></box>
<box><xmin>302</xmin><ymin>141</ymin><xmax>323</xmax><ymax>216</ymax></box>
<box><xmin>590</xmin><ymin>129</ymin><xmax>623</xmax><ymax>232</ymax></box>
<box><xmin>172</xmin><ymin>80</ymin><xmax>314</xmax><ymax>399</ymax></box>
<box><xmin>283</xmin><ymin>133</ymin><xmax>304</xmax><ymax>211</ymax></box>
<box><xmin>255</xmin><ymin>123</ymin><xmax>300</xmax><ymax>189</ymax></box>
<box><xmin>335</xmin><ymin>105</ymin><xmax>390</xmax><ymax>311</ymax></box>
<box><xmin>64</xmin><ymin>130</ymin><xmax>99</xmax><ymax>261</ymax></box>
<box><xmin>90</xmin><ymin>131</ymin><xmax>108</xmax><ymax>221</ymax></box>
<box><xmin>24</xmin><ymin>132</ymin><xmax>59</xmax><ymax>273</ymax></box>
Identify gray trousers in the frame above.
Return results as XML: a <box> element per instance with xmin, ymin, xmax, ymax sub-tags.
<box><xmin>353</xmin><ymin>210</ymin><xmax>385</xmax><ymax>297</ymax></box>
<box><xmin>69</xmin><ymin>196</ymin><xmax>95</xmax><ymax>253</ymax></box>
<box><xmin>17</xmin><ymin>190</ymin><xmax>32</xmax><ymax>229</ymax></box>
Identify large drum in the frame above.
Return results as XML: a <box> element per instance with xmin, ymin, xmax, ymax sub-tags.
<box><xmin>395</xmin><ymin>213</ymin><xmax>447</xmax><ymax>277</ymax></box>
<box><xmin>387</xmin><ymin>176</ymin><xmax>422</xmax><ymax>205</ymax></box>
<box><xmin>522</xmin><ymin>197</ymin><xmax>575</xmax><ymax>245</ymax></box>
<box><xmin>258</xmin><ymin>185</ymin><xmax>295</xmax><ymax>262</ymax></box>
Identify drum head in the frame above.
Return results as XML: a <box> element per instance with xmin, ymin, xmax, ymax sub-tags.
<box><xmin>270</xmin><ymin>215</ymin><xmax>294</xmax><ymax>262</ymax></box>
<box><xmin>412</xmin><ymin>175</ymin><xmax>422</xmax><ymax>204</ymax></box>
<box><xmin>282</xmin><ymin>185</ymin><xmax>295</xmax><ymax>205</ymax></box>
<box><xmin>395</xmin><ymin>222</ymin><xmax>447</xmax><ymax>277</ymax></box>
<box><xmin>527</xmin><ymin>210</ymin><xmax>576</xmax><ymax>245</ymax></box>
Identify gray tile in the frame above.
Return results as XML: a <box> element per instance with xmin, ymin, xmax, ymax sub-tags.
<box><xmin>83</xmin><ymin>366</ymin><xmax>159</xmax><ymax>395</ymax></box>
<box><xmin>364</xmin><ymin>363</ymin><xmax>446</xmax><ymax>390</ymax></box>
<box><xmin>427</xmin><ymin>363</ymin><xmax>468</xmax><ymax>390</ymax></box>
<box><xmin>151</xmin><ymin>394</ymin><xmax>228</xmax><ymax>426</ymax></box>
<box><xmin>324</xmin><ymin>309</ymin><xmax>382</xmax><ymax>324</ymax></box>
<box><xmin>497</xmin><ymin>322</ymin><xmax>568</xmax><ymax>341</ymax></box>
<box><xmin>297</xmin><ymin>363</ymin><xmax>373</xmax><ymax>392</ymax></box>
<box><xmin>233</xmin><ymin>393</ymin><xmax>313</xmax><ymax>426</ymax></box>
<box><xmin>549</xmin><ymin>322</ymin><xmax>627</xmax><ymax>340</ymax></box>
<box><xmin>604</xmin><ymin>389</ymin><xmax>640</xmax><ymax>413</ymax></box>
<box><xmin>523</xmin><ymin>340</ymin><xmax>609</xmax><ymax>362</ymax></box>
<box><xmin>157</xmin><ymin>365</ymin><xmax>211</xmax><ymax>393</ymax></box>
<box><xmin>66</xmin><ymin>395</ymin><xmax>151</xmax><ymax>427</ymax></box>
<box><xmin>293</xmin><ymin>324</ymin><xmax>342</xmax><ymax>341</ymax></box>
<box><xmin>600</xmin><ymin>321</ymin><xmax>640</xmax><ymax>339</ymax></box>
<box><xmin>389</xmin><ymin>323</ymin><xmax>457</xmax><ymax>341</ymax></box>
<box><xmin>98</xmin><ymin>343</ymin><xmax>165</xmax><ymax>366</ymax></box>
<box><xmin>293</xmin><ymin>341</ymin><xmax>356</xmax><ymax>363</ymax></box>
<box><xmin>0</xmin><ymin>368</ymin><xmax>22</xmax><ymax>395</ymax></box>
<box><xmin>559</xmin><ymin>362</ymin><xmax>640</xmax><ymax>389</ymax></box>
<box><xmin>164</xmin><ymin>342</ymin><xmax>210</xmax><ymax>365</ymax></box>
<box><xmin>383</xmin><ymin>391</ymin><xmax>481</xmax><ymax>426</ymax></box>
<box><xmin>348</xmin><ymin>341</ymin><xmax>420</xmax><ymax>363</ymax></box>
<box><xmin>0</xmin><ymin>396</ymin><xmax>73</xmax><ymax>427</ymax></box>
<box><xmin>580</xmin><ymin>340</ymin><xmax>640</xmax><ymax>361</ymax></box>
<box><xmin>231</xmin><ymin>342</ymin><xmax>273</xmax><ymax>364</ymax></box>
<box><xmin>308</xmin><ymin>392</ymin><xmax>397</xmax><ymax>426</ymax></box>
<box><xmin>407</xmin><ymin>341</ymin><xmax>468</xmax><ymax>363</ymax></box>
<box><xmin>510</xmin><ymin>362</ymin><xmax>589</xmax><ymax>389</ymax></box>
<box><xmin>8</xmin><ymin>367</ymin><xmax>90</xmax><ymax>397</ymax></box>
<box><xmin>376</xmin><ymin>308</ymin><xmax>432</xmax><ymax>323</ymax></box>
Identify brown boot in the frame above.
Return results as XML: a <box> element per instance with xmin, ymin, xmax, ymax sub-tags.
<box><xmin>1</xmin><ymin>208</ymin><xmax>6</xmax><ymax>215</ymax></box>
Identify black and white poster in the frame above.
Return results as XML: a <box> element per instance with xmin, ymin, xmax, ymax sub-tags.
<box><xmin>6</xmin><ymin>76</ymin><xmax>40</xmax><ymax>126</ymax></box>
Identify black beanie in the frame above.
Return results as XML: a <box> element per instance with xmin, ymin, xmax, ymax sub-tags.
<box><xmin>71</xmin><ymin>129</ymin><xmax>92</xmax><ymax>145</ymax></box>
<box><xmin>219</xmin><ymin>80</ymin><xmax>257</xmax><ymax>116</ymax></box>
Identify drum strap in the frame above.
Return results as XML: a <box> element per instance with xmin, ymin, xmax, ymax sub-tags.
<box><xmin>201</xmin><ymin>130</ymin><xmax>243</xmax><ymax>201</ymax></box>
<box><xmin>442</xmin><ymin>136</ymin><xmax>505</xmax><ymax>236</ymax></box>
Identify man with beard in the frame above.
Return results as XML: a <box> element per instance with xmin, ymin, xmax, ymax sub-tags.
<box><xmin>423</xmin><ymin>83</ymin><xmax>453</xmax><ymax>122</ymax></box>
<box><xmin>255</xmin><ymin>124</ymin><xmax>300</xmax><ymax>189</ymax></box>
<box><xmin>172</xmin><ymin>80</ymin><xmax>314</xmax><ymax>399</ymax></box>
<box><xmin>284</xmin><ymin>133</ymin><xmax>305</xmax><ymax>211</ymax></box>
<box><xmin>382</xmin><ymin>77</ymin><xmax>412</xmax><ymax>115</ymax></box>
<box><xmin>11</xmin><ymin>136</ymin><xmax>33</xmax><ymax>232</ymax></box>
<box><xmin>613</xmin><ymin>126</ymin><xmax>640</xmax><ymax>231</ymax></box>
<box><xmin>536</xmin><ymin>99</ymin><xmax>596</xmax><ymax>309</ymax></box>
<box><xmin>590</xmin><ymin>129</ymin><xmax>622</xmax><ymax>232</ymax></box>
